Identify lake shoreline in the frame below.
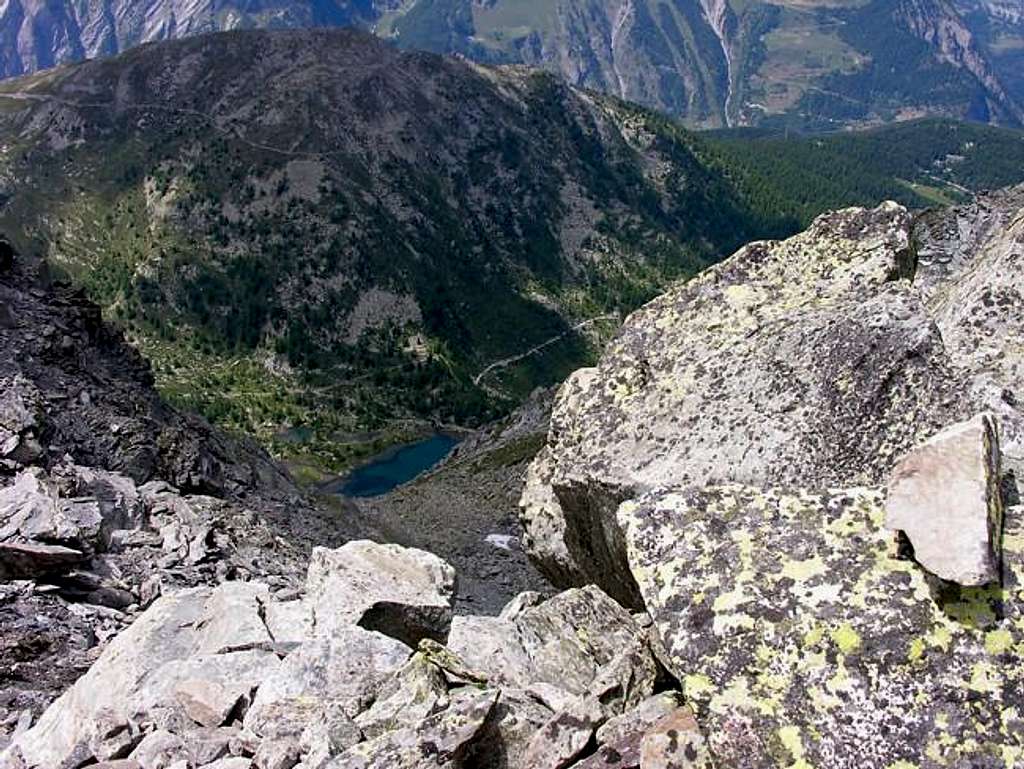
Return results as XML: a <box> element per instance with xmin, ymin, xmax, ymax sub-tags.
<box><xmin>319</xmin><ymin>430</ymin><xmax>463</xmax><ymax>498</ymax></box>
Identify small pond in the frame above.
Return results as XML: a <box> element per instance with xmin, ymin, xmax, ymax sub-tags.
<box><xmin>332</xmin><ymin>434</ymin><xmax>459</xmax><ymax>498</ymax></box>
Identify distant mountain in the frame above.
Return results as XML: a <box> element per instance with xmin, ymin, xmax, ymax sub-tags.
<box><xmin>0</xmin><ymin>28</ymin><xmax>780</xmax><ymax>474</ymax></box>
<box><xmin>1</xmin><ymin>0</ymin><xmax>1023</xmax><ymax>129</ymax></box>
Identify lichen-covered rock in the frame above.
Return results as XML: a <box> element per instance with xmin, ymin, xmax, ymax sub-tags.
<box><xmin>305</xmin><ymin>541</ymin><xmax>456</xmax><ymax>646</ymax></box>
<box><xmin>639</xmin><ymin>707</ymin><xmax>714</xmax><ymax>769</ymax></box>
<box><xmin>620</xmin><ymin>483</ymin><xmax>1024</xmax><ymax>768</ymax></box>
<box><xmin>886</xmin><ymin>413</ymin><xmax>1003</xmax><ymax>585</ymax></box>
<box><xmin>326</xmin><ymin>689</ymin><xmax>498</xmax><ymax>769</ymax></box>
<box><xmin>521</xmin><ymin>203</ymin><xmax>964</xmax><ymax>605</ymax></box>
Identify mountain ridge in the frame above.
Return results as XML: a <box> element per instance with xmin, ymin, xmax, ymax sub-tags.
<box><xmin>1</xmin><ymin>0</ymin><xmax>1023</xmax><ymax>129</ymax></box>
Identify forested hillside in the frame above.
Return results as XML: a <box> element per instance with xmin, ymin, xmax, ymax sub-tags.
<box><xmin>705</xmin><ymin>118</ymin><xmax>1024</xmax><ymax>226</ymax></box>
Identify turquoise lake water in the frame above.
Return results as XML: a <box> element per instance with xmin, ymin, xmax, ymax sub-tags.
<box><xmin>337</xmin><ymin>434</ymin><xmax>458</xmax><ymax>497</ymax></box>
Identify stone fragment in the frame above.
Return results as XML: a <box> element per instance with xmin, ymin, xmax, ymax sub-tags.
<box><xmin>175</xmin><ymin>679</ymin><xmax>246</xmax><ymax>728</ymax></box>
<box><xmin>354</xmin><ymin>652</ymin><xmax>448</xmax><ymax>739</ymax></box>
<box><xmin>447</xmin><ymin>586</ymin><xmax>652</xmax><ymax>696</ymax></box>
<box><xmin>200</xmin><ymin>760</ymin><xmax>251</xmax><ymax>769</ymax></box>
<box><xmin>886</xmin><ymin>413</ymin><xmax>1003</xmax><ymax>585</ymax></box>
<box><xmin>252</xmin><ymin>739</ymin><xmax>299</xmax><ymax>769</ymax></box>
<box><xmin>185</xmin><ymin>727</ymin><xmax>235</xmax><ymax>765</ymax></box>
<box><xmin>129</xmin><ymin>730</ymin><xmax>186</xmax><ymax>769</ymax></box>
<box><xmin>0</xmin><ymin>541</ymin><xmax>85</xmax><ymax>579</ymax></box>
<box><xmin>305</xmin><ymin>541</ymin><xmax>455</xmax><ymax>646</ymax></box>
<box><xmin>328</xmin><ymin>689</ymin><xmax>497</xmax><ymax>768</ymax></box>
<box><xmin>639</xmin><ymin>707</ymin><xmax>713</xmax><ymax>769</ymax></box>
<box><xmin>298</xmin><ymin>705</ymin><xmax>362</xmax><ymax>768</ymax></box>
<box><xmin>522</xmin><ymin>696</ymin><xmax>604</xmax><ymax>769</ymax></box>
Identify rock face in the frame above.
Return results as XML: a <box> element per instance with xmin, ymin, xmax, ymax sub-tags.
<box><xmin>521</xmin><ymin>202</ymin><xmax>966</xmax><ymax>606</ymax></box>
<box><xmin>886</xmin><ymin>413</ymin><xmax>1003</xmax><ymax>585</ymax></box>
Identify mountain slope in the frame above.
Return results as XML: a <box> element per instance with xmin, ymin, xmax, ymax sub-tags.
<box><xmin>0</xmin><ymin>28</ymin><xmax>779</xmax><ymax>473</ymax></box>
<box><xmin>0</xmin><ymin>0</ymin><xmax>1022</xmax><ymax>129</ymax></box>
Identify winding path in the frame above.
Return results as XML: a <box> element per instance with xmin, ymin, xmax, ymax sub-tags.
<box><xmin>473</xmin><ymin>313</ymin><xmax>620</xmax><ymax>389</ymax></box>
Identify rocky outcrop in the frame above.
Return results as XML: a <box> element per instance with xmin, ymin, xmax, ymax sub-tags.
<box><xmin>517</xmin><ymin>189</ymin><xmax>1024</xmax><ymax>766</ymax></box>
<box><xmin>521</xmin><ymin>201</ymin><xmax>971</xmax><ymax>606</ymax></box>
<box><xmin>619</xmin><ymin>481</ymin><xmax>1024</xmax><ymax>767</ymax></box>
<box><xmin>0</xmin><ymin>247</ymin><xmax>372</xmax><ymax>730</ymax></box>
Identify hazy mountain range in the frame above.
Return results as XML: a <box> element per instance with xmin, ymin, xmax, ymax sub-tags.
<box><xmin>1</xmin><ymin>0</ymin><xmax>1023</xmax><ymax>129</ymax></box>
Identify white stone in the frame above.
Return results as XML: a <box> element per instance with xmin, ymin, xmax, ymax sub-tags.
<box><xmin>886</xmin><ymin>413</ymin><xmax>1003</xmax><ymax>585</ymax></box>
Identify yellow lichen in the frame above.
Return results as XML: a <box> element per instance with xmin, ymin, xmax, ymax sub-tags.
<box><xmin>781</xmin><ymin>556</ymin><xmax>827</xmax><ymax>582</ymax></box>
<box><xmin>830</xmin><ymin>623</ymin><xmax>861</xmax><ymax>654</ymax></box>
<box><xmin>969</xmin><ymin>661</ymin><xmax>1001</xmax><ymax>694</ymax></box>
<box><xmin>985</xmin><ymin>628</ymin><xmax>1014</xmax><ymax>655</ymax></box>
<box><xmin>684</xmin><ymin>673</ymin><xmax>716</xmax><ymax>698</ymax></box>
<box><xmin>908</xmin><ymin>637</ymin><xmax>926</xmax><ymax>661</ymax></box>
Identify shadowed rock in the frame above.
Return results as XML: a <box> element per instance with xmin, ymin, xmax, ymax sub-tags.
<box><xmin>306</xmin><ymin>541</ymin><xmax>456</xmax><ymax>646</ymax></box>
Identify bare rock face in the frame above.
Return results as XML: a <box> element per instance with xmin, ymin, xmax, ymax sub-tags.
<box><xmin>521</xmin><ymin>203</ymin><xmax>964</xmax><ymax>606</ymax></box>
<box><xmin>447</xmin><ymin>584</ymin><xmax>654</xmax><ymax>698</ymax></box>
<box><xmin>886</xmin><ymin>413</ymin><xmax>1003</xmax><ymax>585</ymax></box>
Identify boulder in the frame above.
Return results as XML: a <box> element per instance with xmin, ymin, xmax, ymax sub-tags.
<box><xmin>305</xmin><ymin>541</ymin><xmax>456</xmax><ymax>646</ymax></box>
<box><xmin>327</xmin><ymin>689</ymin><xmax>497</xmax><ymax>769</ymax></box>
<box><xmin>522</xmin><ymin>638</ymin><xmax>661</xmax><ymax>769</ymax></box>
<box><xmin>619</xmin><ymin>483</ymin><xmax>1024</xmax><ymax>768</ymax></box>
<box><xmin>0</xmin><ymin>541</ymin><xmax>85</xmax><ymax>579</ymax></box>
<box><xmin>4</xmin><ymin>584</ymin><xmax>282</xmax><ymax>769</ymax></box>
<box><xmin>520</xmin><ymin>203</ymin><xmax>964</xmax><ymax>605</ymax></box>
<box><xmin>447</xmin><ymin>586</ymin><xmax>654</xmax><ymax>696</ymax></box>
<box><xmin>57</xmin><ymin>464</ymin><xmax>148</xmax><ymax>544</ymax></box>
<box><xmin>0</xmin><ymin>377</ymin><xmax>44</xmax><ymax>464</ymax></box>
<box><xmin>242</xmin><ymin>628</ymin><xmax>410</xmax><ymax>740</ymax></box>
<box><xmin>886</xmin><ymin>413</ymin><xmax>1003</xmax><ymax>585</ymax></box>
<box><xmin>354</xmin><ymin>652</ymin><xmax>449</xmax><ymax>739</ymax></box>
<box><xmin>129</xmin><ymin>730</ymin><xmax>186</xmax><ymax>769</ymax></box>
